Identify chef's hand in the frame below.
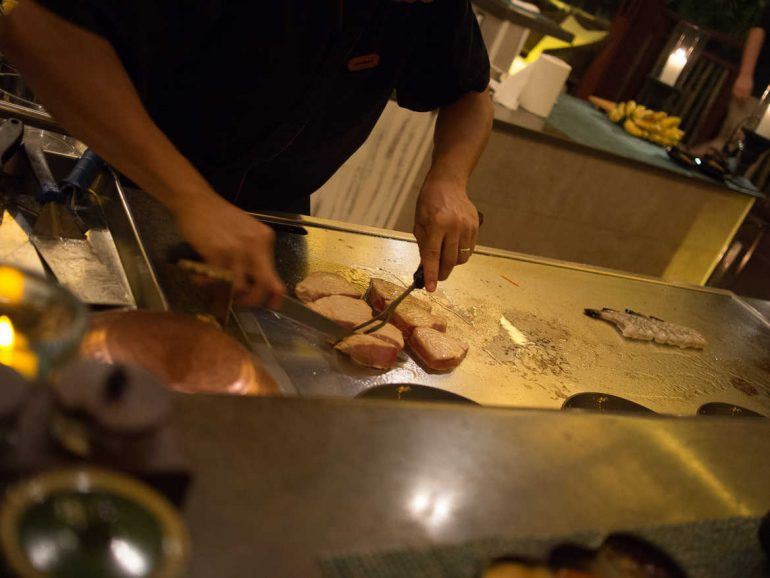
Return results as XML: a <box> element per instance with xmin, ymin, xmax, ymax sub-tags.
<box><xmin>733</xmin><ymin>73</ymin><xmax>753</xmax><ymax>101</ymax></box>
<box><xmin>174</xmin><ymin>196</ymin><xmax>286</xmax><ymax>308</ymax></box>
<box><xmin>414</xmin><ymin>178</ymin><xmax>480</xmax><ymax>292</ymax></box>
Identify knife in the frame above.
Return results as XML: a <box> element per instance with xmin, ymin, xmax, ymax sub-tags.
<box><xmin>268</xmin><ymin>296</ymin><xmax>350</xmax><ymax>342</ymax></box>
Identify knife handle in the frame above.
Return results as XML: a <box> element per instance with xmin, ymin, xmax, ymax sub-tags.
<box><xmin>413</xmin><ymin>265</ymin><xmax>425</xmax><ymax>290</ymax></box>
<box><xmin>166</xmin><ymin>241</ymin><xmax>201</xmax><ymax>264</ymax></box>
<box><xmin>412</xmin><ymin>211</ymin><xmax>481</xmax><ymax>289</ymax></box>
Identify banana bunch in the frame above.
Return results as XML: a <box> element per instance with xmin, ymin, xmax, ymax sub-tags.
<box><xmin>607</xmin><ymin>101</ymin><xmax>684</xmax><ymax>147</ymax></box>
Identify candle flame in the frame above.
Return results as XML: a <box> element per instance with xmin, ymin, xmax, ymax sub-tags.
<box><xmin>0</xmin><ymin>315</ymin><xmax>15</xmax><ymax>349</ymax></box>
<box><xmin>0</xmin><ymin>314</ymin><xmax>37</xmax><ymax>378</ymax></box>
<box><xmin>0</xmin><ymin>266</ymin><xmax>25</xmax><ymax>305</ymax></box>
<box><xmin>670</xmin><ymin>47</ymin><xmax>688</xmax><ymax>67</ymax></box>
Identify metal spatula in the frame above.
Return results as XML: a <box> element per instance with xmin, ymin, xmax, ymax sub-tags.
<box><xmin>25</xmin><ymin>146</ymin><xmax>132</xmax><ymax>306</ymax></box>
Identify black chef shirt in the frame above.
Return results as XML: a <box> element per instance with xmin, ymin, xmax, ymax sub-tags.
<box><xmin>754</xmin><ymin>6</ymin><xmax>770</xmax><ymax>98</ymax></box>
<box><xmin>33</xmin><ymin>0</ymin><xmax>490</xmax><ymax>212</ymax></box>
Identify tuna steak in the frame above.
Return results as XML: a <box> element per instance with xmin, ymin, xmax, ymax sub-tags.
<box><xmin>335</xmin><ymin>334</ymin><xmax>400</xmax><ymax>369</ymax></box>
<box><xmin>367</xmin><ymin>278</ymin><xmax>431</xmax><ymax>313</ymax></box>
<box><xmin>408</xmin><ymin>327</ymin><xmax>468</xmax><ymax>371</ymax></box>
<box><xmin>295</xmin><ymin>272</ymin><xmax>362</xmax><ymax>303</ymax></box>
<box><xmin>307</xmin><ymin>295</ymin><xmax>372</xmax><ymax>329</ymax></box>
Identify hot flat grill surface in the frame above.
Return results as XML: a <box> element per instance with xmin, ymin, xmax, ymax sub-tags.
<box><xmin>232</xmin><ymin>216</ymin><xmax>770</xmax><ymax>416</ymax></box>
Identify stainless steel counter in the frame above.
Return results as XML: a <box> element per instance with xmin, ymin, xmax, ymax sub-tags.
<box><xmin>177</xmin><ymin>395</ymin><xmax>770</xmax><ymax>578</ymax></box>
<box><xmin>745</xmin><ymin>297</ymin><xmax>770</xmax><ymax>324</ymax></box>
<box><xmin>230</xmin><ymin>214</ymin><xmax>770</xmax><ymax>417</ymax></box>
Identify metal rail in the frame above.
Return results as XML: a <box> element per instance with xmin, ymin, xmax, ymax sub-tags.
<box><xmin>0</xmin><ymin>99</ymin><xmax>64</xmax><ymax>134</ymax></box>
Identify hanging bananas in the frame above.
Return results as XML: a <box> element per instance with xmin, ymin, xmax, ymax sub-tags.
<box><xmin>604</xmin><ymin>100</ymin><xmax>684</xmax><ymax>147</ymax></box>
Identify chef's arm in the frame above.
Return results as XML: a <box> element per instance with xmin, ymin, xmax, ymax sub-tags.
<box><xmin>0</xmin><ymin>1</ymin><xmax>285</xmax><ymax>307</ymax></box>
<box><xmin>734</xmin><ymin>27</ymin><xmax>765</xmax><ymax>100</ymax></box>
<box><xmin>414</xmin><ymin>87</ymin><xmax>493</xmax><ymax>292</ymax></box>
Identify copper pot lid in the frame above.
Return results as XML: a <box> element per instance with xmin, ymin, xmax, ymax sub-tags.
<box><xmin>80</xmin><ymin>311</ymin><xmax>277</xmax><ymax>396</ymax></box>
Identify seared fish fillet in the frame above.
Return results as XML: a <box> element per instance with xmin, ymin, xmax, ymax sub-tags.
<box><xmin>586</xmin><ymin>308</ymin><xmax>707</xmax><ymax>349</ymax></box>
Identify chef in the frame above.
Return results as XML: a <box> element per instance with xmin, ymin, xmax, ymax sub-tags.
<box><xmin>0</xmin><ymin>1</ymin><xmax>493</xmax><ymax>307</ymax></box>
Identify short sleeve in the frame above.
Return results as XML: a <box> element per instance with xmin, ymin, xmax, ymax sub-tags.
<box><xmin>28</xmin><ymin>0</ymin><xmax>219</xmax><ymax>96</ymax></box>
<box><xmin>396</xmin><ymin>0</ymin><xmax>490</xmax><ymax>112</ymax></box>
<box><xmin>762</xmin><ymin>6</ymin><xmax>770</xmax><ymax>32</ymax></box>
<box><xmin>30</xmin><ymin>0</ymin><xmax>125</xmax><ymax>40</ymax></box>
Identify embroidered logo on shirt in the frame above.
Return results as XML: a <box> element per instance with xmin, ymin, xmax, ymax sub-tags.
<box><xmin>347</xmin><ymin>53</ymin><xmax>380</xmax><ymax>72</ymax></box>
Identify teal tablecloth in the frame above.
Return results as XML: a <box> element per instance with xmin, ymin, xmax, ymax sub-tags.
<box><xmin>544</xmin><ymin>95</ymin><xmax>760</xmax><ymax>198</ymax></box>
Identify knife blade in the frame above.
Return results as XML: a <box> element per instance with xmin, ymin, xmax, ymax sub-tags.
<box><xmin>267</xmin><ymin>296</ymin><xmax>350</xmax><ymax>342</ymax></box>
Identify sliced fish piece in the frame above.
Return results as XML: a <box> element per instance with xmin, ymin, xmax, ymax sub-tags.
<box><xmin>408</xmin><ymin>326</ymin><xmax>469</xmax><ymax>372</ymax></box>
<box><xmin>335</xmin><ymin>333</ymin><xmax>401</xmax><ymax>370</ymax></box>
<box><xmin>359</xmin><ymin>322</ymin><xmax>404</xmax><ymax>349</ymax></box>
<box><xmin>367</xmin><ymin>277</ymin><xmax>431</xmax><ymax>313</ymax></box>
<box><xmin>307</xmin><ymin>294</ymin><xmax>372</xmax><ymax>329</ymax></box>
<box><xmin>390</xmin><ymin>299</ymin><xmax>447</xmax><ymax>339</ymax></box>
<box><xmin>295</xmin><ymin>271</ymin><xmax>362</xmax><ymax>303</ymax></box>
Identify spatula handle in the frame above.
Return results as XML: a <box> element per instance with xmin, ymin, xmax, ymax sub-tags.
<box><xmin>23</xmin><ymin>141</ymin><xmax>60</xmax><ymax>202</ymax></box>
<box><xmin>59</xmin><ymin>149</ymin><xmax>105</xmax><ymax>199</ymax></box>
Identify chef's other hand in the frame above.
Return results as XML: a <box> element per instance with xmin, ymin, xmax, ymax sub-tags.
<box><xmin>414</xmin><ymin>178</ymin><xmax>479</xmax><ymax>292</ymax></box>
<box><xmin>174</xmin><ymin>196</ymin><xmax>286</xmax><ymax>308</ymax></box>
<box><xmin>733</xmin><ymin>73</ymin><xmax>753</xmax><ymax>101</ymax></box>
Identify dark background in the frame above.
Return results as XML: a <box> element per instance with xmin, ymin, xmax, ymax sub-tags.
<box><xmin>566</xmin><ymin>0</ymin><xmax>766</xmax><ymax>34</ymax></box>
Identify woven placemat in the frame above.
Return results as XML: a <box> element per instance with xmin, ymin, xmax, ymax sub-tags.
<box><xmin>321</xmin><ymin>517</ymin><xmax>767</xmax><ymax>578</ymax></box>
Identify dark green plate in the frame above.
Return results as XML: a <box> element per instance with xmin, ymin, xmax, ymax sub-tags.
<box><xmin>0</xmin><ymin>468</ymin><xmax>188</xmax><ymax>578</ymax></box>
